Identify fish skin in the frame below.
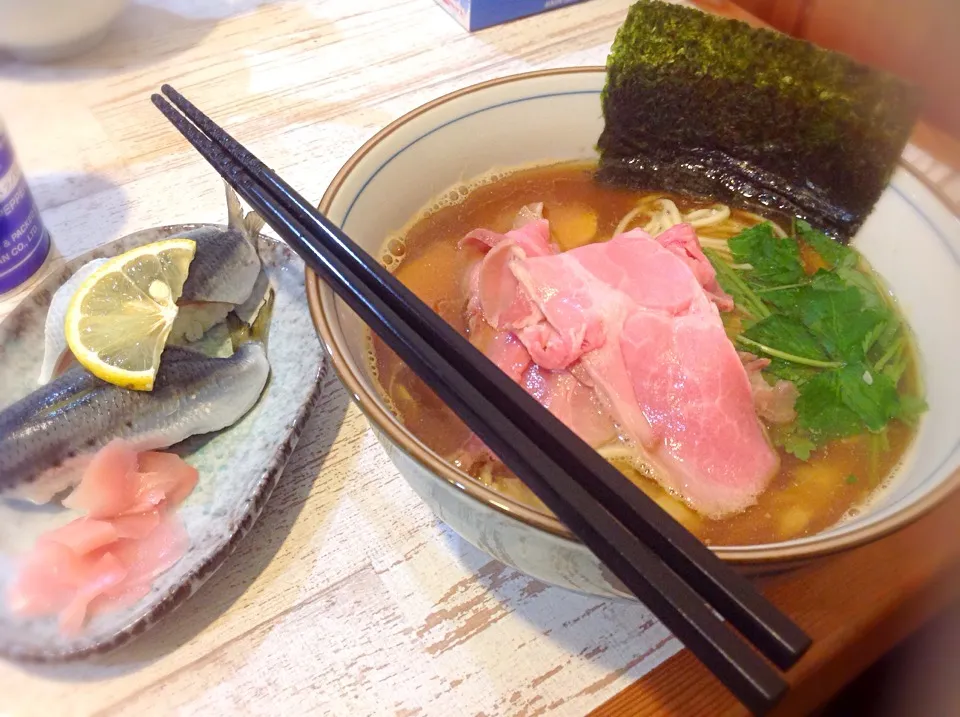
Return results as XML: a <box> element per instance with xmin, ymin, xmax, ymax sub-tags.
<box><xmin>0</xmin><ymin>342</ymin><xmax>270</xmax><ymax>503</ymax></box>
<box><xmin>38</xmin><ymin>258</ymin><xmax>109</xmax><ymax>386</ymax></box>
<box><xmin>177</xmin><ymin>183</ymin><xmax>262</xmax><ymax>305</ymax></box>
<box><xmin>233</xmin><ymin>267</ymin><xmax>270</xmax><ymax>325</ymax></box>
<box><xmin>38</xmin><ymin>184</ymin><xmax>263</xmax><ymax>385</ymax></box>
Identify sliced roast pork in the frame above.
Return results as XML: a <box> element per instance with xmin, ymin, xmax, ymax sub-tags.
<box><xmin>459</xmin><ymin>219</ymin><xmax>780</xmax><ymax>518</ymax></box>
<box><xmin>458</xmin><ymin>213</ymin><xmax>617</xmax><ymax>458</ymax></box>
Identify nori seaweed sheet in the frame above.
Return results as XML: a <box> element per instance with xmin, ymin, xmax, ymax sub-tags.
<box><xmin>597</xmin><ymin>1</ymin><xmax>921</xmax><ymax>240</ymax></box>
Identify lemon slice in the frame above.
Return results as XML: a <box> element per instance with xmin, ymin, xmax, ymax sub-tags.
<box><xmin>65</xmin><ymin>238</ymin><xmax>197</xmax><ymax>391</ymax></box>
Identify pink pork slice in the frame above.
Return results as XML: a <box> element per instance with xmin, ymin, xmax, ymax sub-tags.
<box><xmin>619</xmin><ymin>310</ymin><xmax>780</xmax><ymax>516</ymax></box>
<box><xmin>655</xmin><ymin>223</ymin><xmax>735</xmax><ymax>311</ymax></box>
<box><xmin>505</xmin><ymin>230</ymin><xmax>779</xmax><ymax>517</ymax></box>
<box><xmin>521</xmin><ymin>364</ymin><xmax>617</xmax><ymax>447</ymax></box>
<box><xmin>457</xmin><ymin>218</ymin><xmax>617</xmax><ymax>457</ymax></box>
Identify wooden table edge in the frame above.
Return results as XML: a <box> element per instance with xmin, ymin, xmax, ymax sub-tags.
<box><xmin>589</xmin><ymin>489</ymin><xmax>960</xmax><ymax>716</ymax></box>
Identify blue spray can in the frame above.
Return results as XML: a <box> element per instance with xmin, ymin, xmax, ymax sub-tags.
<box><xmin>0</xmin><ymin>123</ymin><xmax>51</xmax><ymax>294</ymax></box>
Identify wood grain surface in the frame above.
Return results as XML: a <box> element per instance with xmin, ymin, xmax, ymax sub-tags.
<box><xmin>0</xmin><ymin>1</ymin><xmax>957</xmax><ymax>716</ymax></box>
<box><xmin>591</xmin><ymin>490</ymin><xmax>960</xmax><ymax>716</ymax></box>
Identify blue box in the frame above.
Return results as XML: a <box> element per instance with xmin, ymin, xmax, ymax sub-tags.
<box><xmin>435</xmin><ymin>0</ymin><xmax>591</xmax><ymax>31</ymax></box>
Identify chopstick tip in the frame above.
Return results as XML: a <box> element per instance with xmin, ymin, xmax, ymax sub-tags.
<box><xmin>161</xmin><ymin>84</ymin><xmax>186</xmax><ymax>104</ymax></box>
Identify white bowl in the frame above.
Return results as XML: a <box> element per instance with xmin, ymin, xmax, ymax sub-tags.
<box><xmin>0</xmin><ymin>0</ymin><xmax>128</xmax><ymax>62</ymax></box>
<box><xmin>308</xmin><ymin>68</ymin><xmax>960</xmax><ymax>597</ymax></box>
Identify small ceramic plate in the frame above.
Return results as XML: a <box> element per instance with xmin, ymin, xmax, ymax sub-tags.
<box><xmin>0</xmin><ymin>224</ymin><xmax>325</xmax><ymax>661</ymax></box>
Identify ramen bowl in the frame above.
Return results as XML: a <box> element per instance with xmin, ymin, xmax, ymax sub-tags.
<box><xmin>307</xmin><ymin>68</ymin><xmax>960</xmax><ymax>597</ymax></box>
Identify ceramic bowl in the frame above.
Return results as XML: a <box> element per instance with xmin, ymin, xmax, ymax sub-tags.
<box><xmin>307</xmin><ymin>68</ymin><xmax>960</xmax><ymax>598</ymax></box>
<box><xmin>0</xmin><ymin>0</ymin><xmax>128</xmax><ymax>62</ymax></box>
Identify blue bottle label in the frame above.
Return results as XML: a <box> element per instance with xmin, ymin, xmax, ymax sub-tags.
<box><xmin>0</xmin><ymin>129</ymin><xmax>51</xmax><ymax>294</ymax></box>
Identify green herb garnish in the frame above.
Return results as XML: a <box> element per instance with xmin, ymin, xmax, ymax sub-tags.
<box><xmin>739</xmin><ymin>315</ymin><xmax>838</xmax><ymax>368</ymax></box>
<box><xmin>704</xmin><ymin>247</ymin><xmax>770</xmax><ymax>321</ymax></box>
<box><xmin>706</xmin><ymin>221</ymin><xmax>926</xmax><ymax>455</ymax></box>
<box><xmin>774</xmin><ymin>426</ymin><xmax>816</xmax><ymax>461</ymax></box>
<box><xmin>796</xmin><ymin>220</ymin><xmax>857</xmax><ymax>270</ymax></box>
<box><xmin>729</xmin><ymin>224</ymin><xmax>807</xmax><ymax>286</ymax></box>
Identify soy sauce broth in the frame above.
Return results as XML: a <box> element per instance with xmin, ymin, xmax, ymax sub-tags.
<box><xmin>369</xmin><ymin>161</ymin><xmax>918</xmax><ymax>546</ymax></box>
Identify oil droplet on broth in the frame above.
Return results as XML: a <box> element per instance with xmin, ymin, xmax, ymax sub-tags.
<box><xmin>387</xmin><ymin>238</ymin><xmax>406</xmax><ymax>257</ymax></box>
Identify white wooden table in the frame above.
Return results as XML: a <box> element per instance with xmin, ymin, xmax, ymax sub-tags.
<box><xmin>0</xmin><ymin>2</ymin><xmax>686</xmax><ymax>714</ymax></box>
<box><xmin>5</xmin><ymin>2</ymin><xmax>960</xmax><ymax>715</ymax></box>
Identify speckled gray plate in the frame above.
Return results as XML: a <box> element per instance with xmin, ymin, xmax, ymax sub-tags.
<box><xmin>0</xmin><ymin>224</ymin><xmax>325</xmax><ymax>662</ymax></box>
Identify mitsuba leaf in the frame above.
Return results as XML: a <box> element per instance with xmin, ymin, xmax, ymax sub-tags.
<box><xmin>807</xmin><ymin>270</ymin><xmax>847</xmax><ymax>293</ymax></box>
<box><xmin>728</xmin><ymin>223</ymin><xmax>806</xmax><ymax>286</ymax></box>
<box><xmin>709</xmin><ymin>221</ymin><xmax>920</xmax><ymax>456</ymax></box>
<box><xmin>764</xmin><ymin>358</ymin><xmax>819</xmax><ymax>386</ymax></box>
<box><xmin>795</xmin><ymin>371</ymin><xmax>864</xmax><ymax>441</ymax></box>
<box><xmin>742</xmin><ymin>315</ymin><xmax>828</xmax><ymax>362</ymax></box>
<box><xmin>897</xmin><ymin>393</ymin><xmax>929</xmax><ymax>426</ymax></box>
<box><xmin>755</xmin><ymin>285</ymin><xmax>805</xmax><ymax>314</ymax></box>
<box><xmin>835</xmin><ymin>363</ymin><xmax>900</xmax><ymax>432</ymax></box>
<box><xmin>798</xmin><ymin>282</ymin><xmax>885</xmax><ymax>362</ymax></box>
<box><xmin>836</xmin><ymin>266</ymin><xmax>890</xmax><ymax>312</ymax></box>
<box><xmin>796</xmin><ymin>220</ymin><xmax>857</xmax><ymax>269</ymax></box>
<box><xmin>782</xmin><ymin>431</ymin><xmax>816</xmax><ymax>461</ymax></box>
<box><xmin>796</xmin><ymin>363</ymin><xmax>900</xmax><ymax>440</ymax></box>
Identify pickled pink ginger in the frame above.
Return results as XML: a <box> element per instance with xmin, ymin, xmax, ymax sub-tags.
<box><xmin>7</xmin><ymin>441</ymin><xmax>195</xmax><ymax>635</ymax></box>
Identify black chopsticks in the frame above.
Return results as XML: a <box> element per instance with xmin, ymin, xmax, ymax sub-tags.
<box><xmin>153</xmin><ymin>85</ymin><xmax>811</xmax><ymax>715</ymax></box>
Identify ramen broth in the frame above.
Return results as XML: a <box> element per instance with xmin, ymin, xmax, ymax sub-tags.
<box><xmin>369</xmin><ymin>162</ymin><xmax>918</xmax><ymax>546</ymax></box>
